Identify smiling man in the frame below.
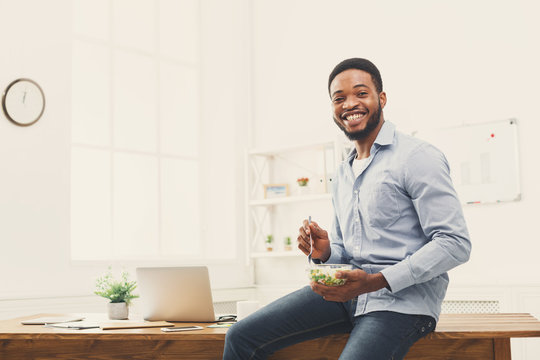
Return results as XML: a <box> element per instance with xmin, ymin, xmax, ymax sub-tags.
<box><xmin>223</xmin><ymin>58</ymin><xmax>471</xmax><ymax>360</ymax></box>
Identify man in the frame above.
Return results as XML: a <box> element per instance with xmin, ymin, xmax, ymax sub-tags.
<box><xmin>223</xmin><ymin>58</ymin><xmax>471</xmax><ymax>360</ymax></box>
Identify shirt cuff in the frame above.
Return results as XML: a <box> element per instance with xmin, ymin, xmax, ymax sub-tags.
<box><xmin>380</xmin><ymin>259</ymin><xmax>416</xmax><ymax>293</ymax></box>
<box><xmin>322</xmin><ymin>245</ymin><xmax>344</xmax><ymax>264</ymax></box>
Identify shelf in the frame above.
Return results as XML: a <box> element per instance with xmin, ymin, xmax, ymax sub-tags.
<box><xmin>247</xmin><ymin>141</ymin><xmax>336</xmax><ymax>157</ymax></box>
<box><xmin>245</xmin><ymin>140</ymin><xmax>348</xmax><ymax>270</ymax></box>
<box><xmin>249</xmin><ymin>193</ymin><xmax>331</xmax><ymax>206</ymax></box>
<box><xmin>250</xmin><ymin>251</ymin><xmax>304</xmax><ymax>258</ymax></box>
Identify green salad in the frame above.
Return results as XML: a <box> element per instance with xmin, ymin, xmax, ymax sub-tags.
<box><xmin>309</xmin><ymin>266</ymin><xmax>351</xmax><ymax>286</ymax></box>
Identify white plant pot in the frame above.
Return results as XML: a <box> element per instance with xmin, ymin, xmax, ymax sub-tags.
<box><xmin>108</xmin><ymin>302</ymin><xmax>129</xmax><ymax>320</ymax></box>
<box><xmin>297</xmin><ymin>186</ymin><xmax>310</xmax><ymax>195</ymax></box>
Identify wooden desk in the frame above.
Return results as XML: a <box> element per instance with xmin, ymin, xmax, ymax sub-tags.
<box><xmin>0</xmin><ymin>313</ymin><xmax>228</xmax><ymax>360</ymax></box>
<box><xmin>2</xmin><ymin>313</ymin><xmax>540</xmax><ymax>359</ymax></box>
<box><xmin>275</xmin><ymin>313</ymin><xmax>540</xmax><ymax>360</ymax></box>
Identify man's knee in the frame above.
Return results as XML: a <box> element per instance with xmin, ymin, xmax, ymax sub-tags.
<box><xmin>225</xmin><ymin>321</ymin><xmax>242</xmax><ymax>342</ymax></box>
<box><xmin>223</xmin><ymin>320</ymin><xmax>254</xmax><ymax>359</ymax></box>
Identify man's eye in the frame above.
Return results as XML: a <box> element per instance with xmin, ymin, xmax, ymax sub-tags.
<box><xmin>333</xmin><ymin>97</ymin><xmax>344</xmax><ymax>103</ymax></box>
<box><xmin>358</xmin><ymin>92</ymin><xmax>368</xmax><ymax>97</ymax></box>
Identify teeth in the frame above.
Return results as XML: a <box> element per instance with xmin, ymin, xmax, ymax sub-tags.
<box><xmin>346</xmin><ymin>113</ymin><xmax>364</xmax><ymax>121</ymax></box>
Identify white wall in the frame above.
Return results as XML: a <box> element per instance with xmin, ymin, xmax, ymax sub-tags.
<box><xmin>0</xmin><ymin>0</ymin><xmax>253</xmax><ymax>305</ymax></box>
<box><xmin>249</xmin><ymin>0</ymin><xmax>540</xmax><ymax>358</ymax></box>
<box><xmin>0</xmin><ymin>0</ymin><xmax>80</xmax><ymax>298</ymax></box>
<box><xmin>199</xmin><ymin>0</ymin><xmax>253</xmax><ymax>287</ymax></box>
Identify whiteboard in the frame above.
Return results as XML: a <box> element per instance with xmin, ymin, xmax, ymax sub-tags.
<box><xmin>414</xmin><ymin>119</ymin><xmax>520</xmax><ymax>205</ymax></box>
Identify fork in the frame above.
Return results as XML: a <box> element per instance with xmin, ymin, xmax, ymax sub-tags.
<box><xmin>307</xmin><ymin>216</ymin><xmax>313</xmax><ymax>265</ymax></box>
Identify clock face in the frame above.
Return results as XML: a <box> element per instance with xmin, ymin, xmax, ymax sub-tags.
<box><xmin>2</xmin><ymin>78</ymin><xmax>45</xmax><ymax>126</ymax></box>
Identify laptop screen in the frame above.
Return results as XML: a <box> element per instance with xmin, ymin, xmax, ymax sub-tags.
<box><xmin>136</xmin><ymin>266</ymin><xmax>216</xmax><ymax>322</ymax></box>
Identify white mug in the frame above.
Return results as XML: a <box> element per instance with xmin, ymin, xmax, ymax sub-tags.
<box><xmin>236</xmin><ymin>300</ymin><xmax>260</xmax><ymax>321</ymax></box>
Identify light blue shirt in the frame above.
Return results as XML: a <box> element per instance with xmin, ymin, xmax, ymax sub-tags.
<box><xmin>325</xmin><ymin>121</ymin><xmax>471</xmax><ymax>321</ymax></box>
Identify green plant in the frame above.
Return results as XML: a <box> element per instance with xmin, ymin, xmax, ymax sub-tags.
<box><xmin>266</xmin><ymin>235</ymin><xmax>274</xmax><ymax>245</ymax></box>
<box><xmin>94</xmin><ymin>267</ymin><xmax>139</xmax><ymax>305</ymax></box>
<box><xmin>285</xmin><ymin>236</ymin><xmax>292</xmax><ymax>246</ymax></box>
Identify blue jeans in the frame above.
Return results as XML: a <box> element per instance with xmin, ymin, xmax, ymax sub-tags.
<box><xmin>223</xmin><ymin>286</ymin><xmax>435</xmax><ymax>360</ymax></box>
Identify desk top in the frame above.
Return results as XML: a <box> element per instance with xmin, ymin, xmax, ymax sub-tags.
<box><xmin>429</xmin><ymin>313</ymin><xmax>540</xmax><ymax>339</ymax></box>
<box><xmin>2</xmin><ymin>313</ymin><xmax>540</xmax><ymax>341</ymax></box>
<box><xmin>0</xmin><ymin>313</ymin><xmax>228</xmax><ymax>340</ymax></box>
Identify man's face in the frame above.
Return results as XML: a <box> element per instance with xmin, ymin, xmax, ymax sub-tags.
<box><xmin>330</xmin><ymin>69</ymin><xmax>386</xmax><ymax>141</ymax></box>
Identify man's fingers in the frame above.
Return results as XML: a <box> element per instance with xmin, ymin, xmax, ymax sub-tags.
<box><xmin>311</xmin><ymin>284</ymin><xmax>345</xmax><ymax>303</ymax></box>
<box><xmin>297</xmin><ymin>236</ymin><xmax>310</xmax><ymax>254</ymax></box>
<box><xmin>302</xmin><ymin>219</ymin><xmax>314</xmax><ymax>236</ymax></box>
<box><xmin>297</xmin><ymin>242</ymin><xmax>308</xmax><ymax>254</ymax></box>
<box><xmin>309</xmin><ymin>221</ymin><xmax>322</xmax><ymax>236</ymax></box>
<box><xmin>336</xmin><ymin>269</ymin><xmax>361</xmax><ymax>280</ymax></box>
<box><xmin>302</xmin><ymin>219</ymin><xmax>309</xmax><ymax>231</ymax></box>
<box><xmin>299</xmin><ymin>225</ymin><xmax>310</xmax><ymax>238</ymax></box>
<box><xmin>297</xmin><ymin>233</ymin><xmax>310</xmax><ymax>247</ymax></box>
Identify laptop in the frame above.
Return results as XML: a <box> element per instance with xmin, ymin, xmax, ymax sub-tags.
<box><xmin>136</xmin><ymin>266</ymin><xmax>225</xmax><ymax>322</ymax></box>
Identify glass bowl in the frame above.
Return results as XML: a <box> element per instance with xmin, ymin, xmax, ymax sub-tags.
<box><xmin>307</xmin><ymin>264</ymin><xmax>353</xmax><ymax>286</ymax></box>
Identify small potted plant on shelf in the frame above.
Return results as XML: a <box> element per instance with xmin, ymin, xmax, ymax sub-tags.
<box><xmin>284</xmin><ymin>236</ymin><xmax>293</xmax><ymax>251</ymax></box>
<box><xmin>94</xmin><ymin>267</ymin><xmax>139</xmax><ymax>320</ymax></box>
<box><xmin>297</xmin><ymin>177</ymin><xmax>310</xmax><ymax>195</ymax></box>
<box><xmin>265</xmin><ymin>235</ymin><xmax>274</xmax><ymax>251</ymax></box>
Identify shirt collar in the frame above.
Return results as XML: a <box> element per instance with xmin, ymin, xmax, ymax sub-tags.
<box><xmin>374</xmin><ymin>120</ymin><xmax>395</xmax><ymax>147</ymax></box>
<box><xmin>346</xmin><ymin>120</ymin><xmax>396</xmax><ymax>161</ymax></box>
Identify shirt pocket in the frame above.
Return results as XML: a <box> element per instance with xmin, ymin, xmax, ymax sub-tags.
<box><xmin>365</xmin><ymin>183</ymin><xmax>400</xmax><ymax>228</ymax></box>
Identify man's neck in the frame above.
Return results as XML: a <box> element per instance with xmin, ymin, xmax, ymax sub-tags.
<box><xmin>354</xmin><ymin>119</ymin><xmax>385</xmax><ymax>159</ymax></box>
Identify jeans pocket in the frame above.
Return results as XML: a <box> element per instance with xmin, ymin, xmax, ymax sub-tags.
<box><xmin>410</xmin><ymin>315</ymin><xmax>435</xmax><ymax>340</ymax></box>
<box><xmin>391</xmin><ymin>315</ymin><xmax>436</xmax><ymax>360</ymax></box>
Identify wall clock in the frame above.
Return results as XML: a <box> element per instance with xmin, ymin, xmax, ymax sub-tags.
<box><xmin>2</xmin><ymin>78</ymin><xmax>46</xmax><ymax>126</ymax></box>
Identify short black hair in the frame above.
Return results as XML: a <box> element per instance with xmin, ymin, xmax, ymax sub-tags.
<box><xmin>328</xmin><ymin>58</ymin><xmax>383</xmax><ymax>95</ymax></box>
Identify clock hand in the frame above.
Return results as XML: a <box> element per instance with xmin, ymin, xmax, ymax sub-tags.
<box><xmin>23</xmin><ymin>90</ymin><xmax>27</xmax><ymax>105</ymax></box>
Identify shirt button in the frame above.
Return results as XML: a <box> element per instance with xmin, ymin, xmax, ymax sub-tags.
<box><xmin>354</xmin><ymin>190</ymin><xmax>358</xmax><ymax>194</ymax></box>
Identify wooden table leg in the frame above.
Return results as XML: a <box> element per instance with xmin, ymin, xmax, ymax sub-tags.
<box><xmin>493</xmin><ymin>338</ymin><xmax>511</xmax><ymax>360</ymax></box>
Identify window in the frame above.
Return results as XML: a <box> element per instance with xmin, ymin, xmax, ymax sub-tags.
<box><xmin>71</xmin><ymin>0</ymin><xmax>202</xmax><ymax>260</ymax></box>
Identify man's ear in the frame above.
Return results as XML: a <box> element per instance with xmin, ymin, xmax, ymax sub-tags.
<box><xmin>379</xmin><ymin>91</ymin><xmax>387</xmax><ymax>108</ymax></box>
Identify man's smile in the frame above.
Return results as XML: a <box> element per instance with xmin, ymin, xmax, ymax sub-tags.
<box><xmin>342</xmin><ymin>109</ymin><xmax>368</xmax><ymax>126</ymax></box>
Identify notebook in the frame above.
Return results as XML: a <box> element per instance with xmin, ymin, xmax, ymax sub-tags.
<box><xmin>136</xmin><ymin>266</ymin><xmax>224</xmax><ymax>322</ymax></box>
<box><xmin>44</xmin><ymin>321</ymin><xmax>99</xmax><ymax>330</ymax></box>
<box><xmin>100</xmin><ymin>320</ymin><xmax>173</xmax><ymax>330</ymax></box>
<box><xmin>21</xmin><ymin>316</ymin><xmax>86</xmax><ymax>325</ymax></box>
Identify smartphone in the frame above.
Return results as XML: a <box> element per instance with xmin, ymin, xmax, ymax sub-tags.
<box><xmin>161</xmin><ymin>326</ymin><xmax>203</xmax><ymax>332</ymax></box>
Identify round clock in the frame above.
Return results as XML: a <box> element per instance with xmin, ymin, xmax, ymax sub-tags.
<box><xmin>2</xmin><ymin>78</ymin><xmax>46</xmax><ymax>126</ymax></box>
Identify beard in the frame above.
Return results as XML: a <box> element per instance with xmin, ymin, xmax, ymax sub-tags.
<box><xmin>333</xmin><ymin>101</ymin><xmax>382</xmax><ymax>141</ymax></box>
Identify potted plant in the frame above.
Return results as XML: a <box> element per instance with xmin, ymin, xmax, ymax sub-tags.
<box><xmin>94</xmin><ymin>267</ymin><xmax>139</xmax><ymax>320</ymax></box>
<box><xmin>265</xmin><ymin>235</ymin><xmax>274</xmax><ymax>251</ymax></box>
<box><xmin>284</xmin><ymin>236</ymin><xmax>293</xmax><ymax>251</ymax></box>
<box><xmin>296</xmin><ymin>177</ymin><xmax>310</xmax><ymax>195</ymax></box>
<box><xmin>297</xmin><ymin>177</ymin><xmax>309</xmax><ymax>186</ymax></box>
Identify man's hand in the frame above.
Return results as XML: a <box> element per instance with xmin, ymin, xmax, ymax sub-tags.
<box><xmin>310</xmin><ymin>270</ymin><xmax>389</xmax><ymax>302</ymax></box>
<box><xmin>297</xmin><ymin>219</ymin><xmax>331</xmax><ymax>262</ymax></box>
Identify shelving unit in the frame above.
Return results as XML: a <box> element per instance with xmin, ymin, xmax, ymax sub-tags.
<box><xmin>244</xmin><ymin>140</ymin><xmax>351</xmax><ymax>265</ymax></box>
<box><xmin>249</xmin><ymin>193</ymin><xmax>331</xmax><ymax>206</ymax></box>
<box><xmin>250</xmin><ymin>250</ymin><xmax>303</xmax><ymax>259</ymax></box>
